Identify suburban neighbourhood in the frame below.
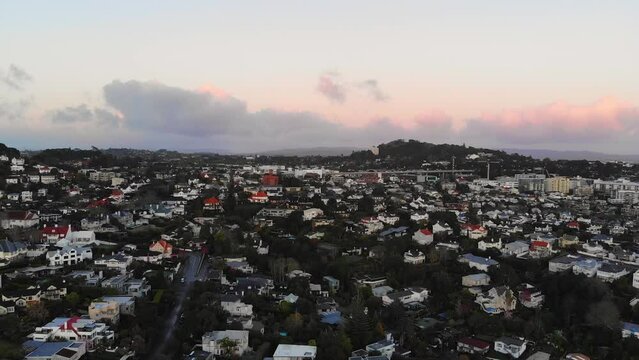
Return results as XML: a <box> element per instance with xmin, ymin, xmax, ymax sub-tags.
<box><xmin>1</xmin><ymin>140</ymin><xmax>639</xmax><ymax>360</ymax></box>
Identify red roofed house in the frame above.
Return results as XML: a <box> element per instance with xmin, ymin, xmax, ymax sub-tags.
<box><xmin>204</xmin><ymin>197</ymin><xmax>222</xmax><ymax>211</ymax></box>
<box><xmin>87</xmin><ymin>198</ymin><xmax>110</xmax><ymax>209</ymax></box>
<box><xmin>149</xmin><ymin>240</ymin><xmax>173</xmax><ymax>257</ymax></box>
<box><xmin>412</xmin><ymin>228</ymin><xmax>434</xmax><ymax>245</ymax></box>
<box><xmin>262</xmin><ymin>173</ymin><xmax>279</xmax><ymax>186</ymax></box>
<box><xmin>249</xmin><ymin>191</ymin><xmax>269</xmax><ymax>204</ymax></box>
<box><xmin>462</xmin><ymin>224</ymin><xmax>488</xmax><ymax>240</ymax></box>
<box><xmin>109</xmin><ymin>189</ymin><xmax>124</xmax><ymax>203</ymax></box>
<box><xmin>457</xmin><ymin>337</ymin><xmax>491</xmax><ymax>355</ymax></box>
<box><xmin>567</xmin><ymin>221</ymin><xmax>580</xmax><ymax>230</ymax></box>
<box><xmin>41</xmin><ymin>225</ymin><xmax>71</xmax><ymax>244</ymax></box>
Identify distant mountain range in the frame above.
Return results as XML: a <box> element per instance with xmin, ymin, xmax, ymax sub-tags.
<box><xmin>503</xmin><ymin>148</ymin><xmax>639</xmax><ymax>162</ymax></box>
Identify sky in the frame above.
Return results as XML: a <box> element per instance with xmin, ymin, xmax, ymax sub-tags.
<box><xmin>1</xmin><ymin>1</ymin><xmax>639</xmax><ymax>153</ymax></box>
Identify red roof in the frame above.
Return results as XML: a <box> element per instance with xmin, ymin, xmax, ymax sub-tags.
<box><xmin>150</xmin><ymin>240</ymin><xmax>173</xmax><ymax>252</ymax></box>
<box><xmin>42</xmin><ymin>225</ymin><xmax>70</xmax><ymax>236</ymax></box>
<box><xmin>111</xmin><ymin>189</ymin><xmax>124</xmax><ymax>196</ymax></box>
<box><xmin>531</xmin><ymin>240</ymin><xmax>550</xmax><ymax>248</ymax></box>
<box><xmin>204</xmin><ymin>197</ymin><xmax>220</xmax><ymax>205</ymax></box>
<box><xmin>462</xmin><ymin>224</ymin><xmax>486</xmax><ymax>232</ymax></box>
<box><xmin>567</xmin><ymin>221</ymin><xmax>579</xmax><ymax>228</ymax></box>
<box><xmin>419</xmin><ymin>229</ymin><xmax>433</xmax><ymax>235</ymax></box>
<box><xmin>253</xmin><ymin>191</ymin><xmax>268</xmax><ymax>198</ymax></box>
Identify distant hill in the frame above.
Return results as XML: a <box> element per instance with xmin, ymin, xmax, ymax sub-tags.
<box><xmin>503</xmin><ymin>148</ymin><xmax>639</xmax><ymax>163</ymax></box>
<box><xmin>257</xmin><ymin>146</ymin><xmax>364</xmax><ymax>157</ymax></box>
<box><xmin>0</xmin><ymin>143</ymin><xmax>20</xmax><ymax>158</ymax></box>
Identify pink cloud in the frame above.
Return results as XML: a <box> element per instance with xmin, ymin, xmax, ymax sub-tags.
<box><xmin>468</xmin><ymin>97</ymin><xmax>639</xmax><ymax>143</ymax></box>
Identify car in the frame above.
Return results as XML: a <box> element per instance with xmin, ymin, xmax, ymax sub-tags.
<box><xmin>180</xmin><ymin>277</ymin><xmax>185</xmax><ymax>283</ymax></box>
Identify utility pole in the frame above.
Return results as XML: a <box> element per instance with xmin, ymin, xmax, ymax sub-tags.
<box><xmin>451</xmin><ymin>156</ymin><xmax>456</xmax><ymax>181</ymax></box>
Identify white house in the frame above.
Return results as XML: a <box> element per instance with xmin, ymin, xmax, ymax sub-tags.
<box><xmin>46</xmin><ymin>246</ymin><xmax>93</xmax><ymax>266</ymax></box>
<box><xmin>403</xmin><ymin>250</ymin><xmax>425</xmax><ymax>264</ymax></box>
<box><xmin>412</xmin><ymin>229</ymin><xmax>433</xmax><ymax>245</ymax></box>
<box><xmin>303</xmin><ymin>208</ymin><xmax>324</xmax><ymax>221</ymax></box>
<box><xmin>272</xmin><ymin>344</ymin><xmax>317</xmax><ymax>360</ymax></box>
<box><xmin>633</xmin><ymin>270</ymin><xmax>639</xmax><ymax>289</ymax></box>
<box><xmin>462</xmin><ymin>273</ymin><xmax>491</xmax><ymax>287</ymax></box>
<box><xmin>30</xmin><ymin>317</ymin><xmax>114</xmax><ymax>351</ymax></box>
<box><xmin>494</xmin><ymin>337</ymin><xmax>527</xmax><ymax>359</ymax></box>
<box><xmin>221</xmin><ymin>295</ymin><xmax>253</xmax><ymax>317</ymax></box>
<box><xmin>202</xmin><ymin>330</ymin><xmax>249</xmax><ymax>356</ymax></box>
<box><xmin>475</xmin><ymin>286</ymin><xmax>517</xmax><ymax>314</ymax></box>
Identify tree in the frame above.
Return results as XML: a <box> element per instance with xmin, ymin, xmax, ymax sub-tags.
<box><xmin>26</xmin><ymin>302</ymin><xmax>49</xmax><ymax>323</ymax></box>
<box><xmin>66</xmin><ymin>292</ymin><xmax>81</xmax><ymax>308</ymax></box>
<box><xmin>347</xmin><ymin>302</ymin><xmax>373</xmax><ymax>349</ymax></box>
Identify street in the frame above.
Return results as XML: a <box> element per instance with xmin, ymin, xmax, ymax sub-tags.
<box><xmin>148</xmin><ymin>252</ymin><xmax>205</xmax><ymax>359</ymax></box>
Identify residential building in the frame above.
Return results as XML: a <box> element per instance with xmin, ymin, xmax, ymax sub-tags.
<box><xmin>88</xmin><ymin>300</ymin><xmax>120</xmax><ymax>324</ymax></box>
<box><xmin>272</xmin><ymin>344</ymin><xmax>317</xmax><ymax>360</ymax></box>
<box><xmin>202</xmin><ymin>330</ymin><xmax>249</xmax><ymax>356</ymax></box>
<box><xmin>475</xmin><ymin>286</ymin><xmax>517</xmax><ymax>314</ymax></box>
<box><xmin>412</xmin><ymin>228</ymin><xmax>433</xmax><ymax>245</ymax></box>
<box><xmin>30</xmin><ymin>317</ymin><xmax>114</xmax><ymax>351</ymax></box>
<box><xmin>494</xmin><ymin>337</ymin><xmax>527</xmax><ymax>358</ymax></box>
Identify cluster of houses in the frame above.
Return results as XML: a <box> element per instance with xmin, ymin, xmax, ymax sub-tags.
<box><xmin>2</xmin><ymin>149</ymin><xmax>639</xmax><ymax>359</ymax></box>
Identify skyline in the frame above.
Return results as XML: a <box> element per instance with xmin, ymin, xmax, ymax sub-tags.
<box><xmin>2</xmin><ymin>1</ymin><xmax>639</xmax><ymax>153</ymax></box>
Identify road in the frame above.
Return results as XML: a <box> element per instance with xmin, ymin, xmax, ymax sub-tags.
<box><xmin>148</xmin><ymin>252</ymin><xmax>205</xmax><ymax>359</ymax></box>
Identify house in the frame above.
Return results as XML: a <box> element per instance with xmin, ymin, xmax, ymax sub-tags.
<box><xmin>559</xmin><ymin>234</ymin><xmax>580</xmax><ymax>248</ymax></box>
<box><xmin>61</xmin><ymin>230</ymin><xmax>97</xmax><ymax>247</ymax></box>
<box><xmin>459</xmin><ymin>253</ymin><xmax>499</xmax><ymax>272</ymax></box>
<box><xmin>2</xmin><ymin>287</ymin><xmax>42</xmax><ymax>307</ymax></box>
<box><xmin>548</xmin><ymin>254</ymin><xmax>581</xmax><ymax>272</ymax></box>
<box><xmin>622</xmin><ymin>322</ymin><xmax>639</xmax><ymax>339</ymax></box>
<box><xmin>0</xmin><ymin>301</ymin><xmax>16</xmax><ymax>315</ymax></box>
<box><xmin>462</xmin><ymin>224</ymin><xmax>488</xmax><ymax>239</ymax></box>
<box><xmin>502</xmin><ymin>240</ymin><xmax>529</xmax><ymax>257</ymax></box>
<box><xmin>633</xmin><ymin>270</ymin><xmax>639</xmax><ymax>289</ymax></box>
<box><xmin>88</xmin><ymin>300</ymin><xmax>120</xmax><ymax>324</ymax></box>
<box><xmin>249</xmin><ymin>191</ymin><xmax>269</xmax><ymax>203</ymax></box>
<box><xmin>202</xmin><ymin>330</ymin><xmax>249</xmax><ymax>356</ymax></box>
<box><xmin>0</xmin><ymin>239</ymin><xmax>28</xmax><ymax>264</ymax></box>
<box><xmin>403</xmin><ymin>250</ymin><xmax>425</xmax><ymax>264</ymax></box>
<box><xmin>149</xmin><ymin>239</ymin><xmax>173</xmax><ymax>256</ymax></box>
<box><xmin>382</xmin><ymin>287</ymin><xmax>428</xmax><ymax>306</ymax></box>
<box><xmin>596</xmin><ymin>262</ymin><xmax>630</xmax><ymax>282</ymax></box>
<box><xmin>203</xmin><ymin>197</ymin><xmax>223</xmax><ymax>211</ymax></box>
<box><xmin>457</xmin><ymin>337</ymin><xmax>491</xmax><ymax>355</ymax></box>
<box><xmin>462</xmin><ymin>273</ymin><xmax>491</xmax><ymax>287</ymax></box>
<box><xmin>101</xmin><ymin>296</ymin><xmax>135</xmax><ymax>315</ymax></box>
<box><xmin>0</xmin><ymin>210</ymin><xmax>39</xmax><ymax>229</ymax></box>
<box><xmin>94</xmin><ymin>253</ymin><xmax>133</xmax><ymax>272</ymax></box>
<box><xmin>46</xmin><ymin>246</ymin><xmax>93</xmax><ymax>266</ymax></box>
<box><xmin>323</xmin><ymin>276</ymin><xmax>340</xmax><ymax>293</ymax></box>
<box><xmin>573</xmin><ymin>259</ymin><xmax>601</xmax><ymax>277</ymax></box>
<box><xmin>68</xmin><ymin>270</ymin><xmax>104</xmax><ymax>286</ymax></box>
<box><xmin>221</xmin><ymin>294</ymin><xmax>253</xmax><ymax>317</ymax></box>
<box><xmin>412</xmin><ymin>228</ymin><xmax>434</xmax><ymax>245</ymax></box>
<box><xmin>432</xmin><ymin>222</ymin><xmax>453</xmax><ymax>235</ymax></box>
<box><xmin>303</xmin><ymin>208</ymin><xmax>324</xmax><ymax>221</ymax></box>
<box><xmin>494</xmin><ymin>337</ymin><xmax>527</xmax><ymax>358</ymax></box>
<box><xmin>365</xmin><ymin>333</ymin><xmax>395</xmax><ymax>359</ymax></box>
<box><xmin>41</xmin><ymin>225</ymin><xmax>71</xmax><ymax>244</ymax></box>
<box><xmin>272</xmin><ymin>344</ymin><xmax>317</xmax><ymax>360</ymax></box>
<box><xmin>30</xmin><ymin>317</ymin><xmax>114</xmax><ymax>351</ymax></box>
<box><xmin>478</xmin><ymin>237</ymin><xmax>502</xmax><ymax>251</ymax></box>
<box><xmin>377</xmin><ymin>226</ymin><xmax>408</xmax><ymax>241</ymax></box>
<box><xmin>24</xmin><ymin>341</ymin><xmax>86</xmax><ymax>360</ymax></box>
<box><xmin>518</xmin><ymin>284</ymin><xmax>544</xmax><ymax>308</ymax></box>
<box><xmin>475</xmin><ymin>286</ymin><xmax>517</xmax><ymax>314</ymax></box>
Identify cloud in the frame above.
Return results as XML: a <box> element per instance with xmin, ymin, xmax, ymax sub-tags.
<box><xmin>1</xmin><ymin>64</ymin><xmax>33</xmax><ymax>90</ymax></box>
<box><xmin>94</xmin><ymin>79</ymin><xmax>453</xmax><ymax>151</ymax></box>
<box><xmin>464</xmin><ymin>97</ymin><xmax>639</xmax><ymax>144</ymax></box>
<box><xmin>358</xmin><ymin>79</ymin><xmax>388</xmax><ymax>102</ymax></box>
<box><xmin>48</xmin><ymin>104</ymin><xmax>120</xmax><ymax>127</ymax></box>
<box><xmin>316</xmin><ymin>72</ymin><xmax>346</xmax><ymax>103</ymax></box>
